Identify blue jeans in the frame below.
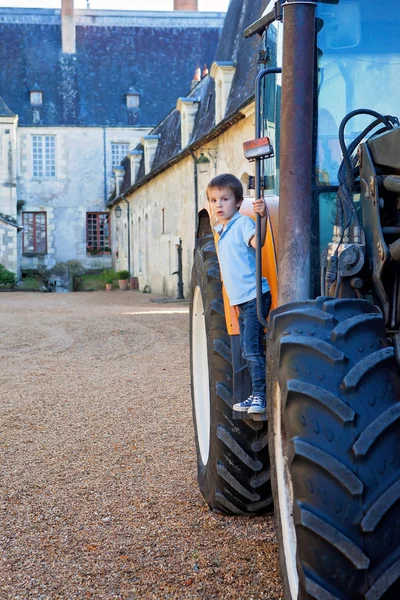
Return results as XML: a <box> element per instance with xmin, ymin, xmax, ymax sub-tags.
<box><xmin>237</xmin><ymin>291</ymin><xmax>272</xmax><ymax>400</ymax></box>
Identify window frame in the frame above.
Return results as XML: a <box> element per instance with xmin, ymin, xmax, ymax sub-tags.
<box><xmin>86</xmin><ymin>212</ymin><xmax>111</xmax><ymax>255</ymax></box>
<box><xmin>30</xmin><ymin>91</ymin><xmax>43</xmax><ymax>106</ymax></box>
<box><xmin>111</xmin><ymin>142</ymin><xmax>130</xmax><ymax>168</ymax></box>
<box><xmin>126</xmin><ymin>94</ymin><xmax>140</xmax><ymax>109</ymax></box>
<box><xmin>32</xmin><ymin>134</ymin><xmax>56</xmax><ymax>179</ymax></box>
<box><xmin>22</xmin><ymin>211</ymin><xmax>47</xmax><ymax>255</ymax></box>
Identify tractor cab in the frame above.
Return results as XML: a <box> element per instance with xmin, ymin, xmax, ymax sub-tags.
<box><xmin>190</xmin><ymin>2</ymin><xmax>400</xmax><ymax>598</ymax></box>
<box><xmin>249</xmin><ymin>0</ymin><xmax>400</xmax><ymax>294</ymax></box>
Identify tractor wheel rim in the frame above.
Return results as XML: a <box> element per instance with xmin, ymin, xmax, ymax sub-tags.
<box><xmin>273</xmin><ymin>380</ymin><xmax>298</xmax><ymax>598</ymax></box>
<box><xmin>192</xmin><ymin>285</ymin><xmax>211</xmax><ymax>465</ymax></box>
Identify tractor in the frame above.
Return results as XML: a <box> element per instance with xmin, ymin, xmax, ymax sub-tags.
<box><xmin>190</xmin><ymin>0</ymin><xmax>400</xmax><ymax>598</ymax></box>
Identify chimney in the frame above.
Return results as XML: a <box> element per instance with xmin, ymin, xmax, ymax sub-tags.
<box><xmin>190</xmin><ymin>66</ymin><xmax>201</xmax><ymax>90</ymax></box>
<box><xmin>202</xmin><ymin>64</ymin><xmax>209</xmax><ymax>78</ymax></box>
<box><xmin>174</xmin><ymin>0</ymin><xmax>198</xmax><ymax>10</ymax></box>
<box><xmin>61</xmin><ymin>0</ymin><xmax>76</xmax><ymax>54</ymax></box>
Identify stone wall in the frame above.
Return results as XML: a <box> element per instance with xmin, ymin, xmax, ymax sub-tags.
<box><xmin>0</xmin><ymin>222</ymin><xmax>18</xmax><ymax>274</ymax></box>
<box><xmin>0</xmin><ymin>116</ymin><xmax>18</xmax><ymax>221</ymax></box>
<box><xmin>115</xmin><ymin>105</ymin><xmax>256</xmax><ymax>298</ymax></box>
<box><xmin>17</xmin><ymin>125</ymin><xmax>149</xmax><ymax>274</ymax></box>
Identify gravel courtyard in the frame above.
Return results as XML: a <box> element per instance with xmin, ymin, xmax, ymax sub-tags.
<box><xmin>0</xmin><ymin>291</ymin><xmax>282</xmax><ymax>600</ymax></box>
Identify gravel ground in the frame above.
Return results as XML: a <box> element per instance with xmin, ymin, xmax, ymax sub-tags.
<box><xmin>0</xmin><ymin>291</ymin><xmax>282</xmax><ymax>600</ymax></box>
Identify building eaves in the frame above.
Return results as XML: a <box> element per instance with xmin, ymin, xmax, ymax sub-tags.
<box><xmin>108</xmin><ymin>0</ymin><xmax>266</xmax><ymax>206</ymax></box>
<box><xmin>108</xmin><ymin>95</ymin><xmax>252</xmax><ymax>206</ymax></box>
<box><xmin>0</xmin><ymin>213</ymin><xmax>20</xmax><ymax>228</ymax></box>
<box><xmin>0</xmin><ymin>7</ymin><xmax>226</xmax><ymax>28</ymax></box>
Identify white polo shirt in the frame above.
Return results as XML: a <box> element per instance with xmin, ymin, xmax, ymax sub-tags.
<box><xmin>214</xmin><ymin>211</ymin><xmax>270</xmax><ymax>306</ymax></box>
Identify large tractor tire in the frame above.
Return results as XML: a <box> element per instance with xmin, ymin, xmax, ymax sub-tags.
<box><xmin>190</xmin><ymin>234</ymin><xmax>272</xmax><ymax>515</ymax></box>
<box><xmin>267</xmin><ymin>297</ymin><xmax>400</xmax><ymax>600</ymax></box>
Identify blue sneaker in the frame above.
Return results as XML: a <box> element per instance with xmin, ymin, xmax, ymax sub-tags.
<box><xmin>248</xmin><ymin>396</ymin><xmax>266</xmax><ymax>414</ymax></box>
<box><xmin>233</xmin><ymin>396</ymin><xmax>253</xmax><ymax>412</ymax></box>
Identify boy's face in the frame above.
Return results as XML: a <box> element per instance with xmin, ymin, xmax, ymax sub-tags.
<box><xmin>208</xmin><ymin>186</ymin><xmax>241</xmax><ymax>225</ymax></box>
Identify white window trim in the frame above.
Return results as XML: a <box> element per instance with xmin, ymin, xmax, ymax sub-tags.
<box><xmin>111</xmin><ymin>142</ymin><xmax>130</xmax><ymax>168</ymax></box>
<box><xmin>31</xmin><ymin>134</ymin><xmax>56</xmax><ymax>179</ymax></box>
<box><xmin>176</xmin><ymin>97</ymin><xmax>199</xmax><ymax>148</ymax></box>
<box><xmin>126</xmin><ymin>95</ymin><xmax>140</xmax><ymax>109</ymax></box>
<box><xmin>210</xmin><ymin>62</ymin><xmax>236</xmax><ymax>124</ymax></box>
<box><xmin>30</xmin><ymin>91</ymin><xmax>43</xmax><ymax>106</ymax></box>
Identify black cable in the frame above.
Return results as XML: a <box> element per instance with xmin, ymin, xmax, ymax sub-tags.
<box><xmin>327</xmin><ymin>110</ymin><xmax>397</xmax><ymax>296</ymax></box>
<box><xmin>339</xmin><ymin>110</ymin><xmax>396</xmax><ymax>191</ymax></box>
<box><xmin>336</xmin><ymin>110</ymin><xmax>396</xmax><ymax>238</ymax></box>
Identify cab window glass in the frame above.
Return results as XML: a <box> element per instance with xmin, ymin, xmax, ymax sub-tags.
<box><xmin>261</xmin><ymin>19</ymin><xmax>283</xmax><ymax>197</ymax></box>
<box><xmin>316</xmin><ymin>0</ymin><xmax>400</xmax><ymax>187</ymax></box>
<box><xmin>316</xmin><ymin>0</ymin><xmax>400</xmax><ymax>256</ymax></box>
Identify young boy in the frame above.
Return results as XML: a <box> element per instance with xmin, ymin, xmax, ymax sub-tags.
<box><xmin>207</xmin><ymin>173</ymin><xmax>271</xmax><ymax>415</ymax></box>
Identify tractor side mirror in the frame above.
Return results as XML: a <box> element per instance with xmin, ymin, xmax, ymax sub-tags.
<box><xmin>320</xmin><ymin>1</ymin><xmax>361</xmax><ymax>49</ymax></box>
<box><xmin>243</xmin><ymin>137</ymin><xmax>274</xmax><ymax>162</ymax></box>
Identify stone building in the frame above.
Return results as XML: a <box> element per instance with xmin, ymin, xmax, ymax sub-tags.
<box><xmin>0</xmin><ymin>99</ymin><xmax>19</xmax><ymax>275</ymax></box>
<box><xmin>0</xmin><ymin>0</ymin><xmax>224</xmax><ymax>284</ymax></box>
<box><xmin>109</xmin><ymin>0</ymin><xmax>271</xmax><ymax>298</ymax></box>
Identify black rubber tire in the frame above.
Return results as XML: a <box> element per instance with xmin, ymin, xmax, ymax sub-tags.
<box><xmin>267</xmin><ymin>297</ymin><xmax>400</xmax><ymax>599</ymax></box>
<box><xmin>190</xmin><ymin>234</ymin><xmax>272</xmax><ymax>515</ymax></box>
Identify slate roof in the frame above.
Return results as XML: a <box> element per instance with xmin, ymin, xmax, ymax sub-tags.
<box><xmin>0</xmin><ymin>9</ymin><xmax>223</xmax><ymax>127</ymax></box>
<box><xmin>116</xmin><ymin>0</ymin><xmax>268</xmax><ymax>200</ymax></box>
<box><xmin>218</xmin><ymin>0</ymin><xmax>268</xmax><ymax>117</ymax></box>
<box><xmin>0</xmin><ymin>96</ymin><xmax>15</xmax><ymax>117</ymax></box>
<box><xmin>121</xmin><ymin>155</ymin><xmax>132</xmax><ymax>194</ymax></box>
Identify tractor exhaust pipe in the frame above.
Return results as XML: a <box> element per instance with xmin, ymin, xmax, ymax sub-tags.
<box><xmin>278</xmin><ymin>1</ymin><xmax>316</xmax><ymax>304</ymax></box>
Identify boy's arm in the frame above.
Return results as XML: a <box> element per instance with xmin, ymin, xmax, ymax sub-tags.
<box><xmin>249</xmin><ymin>198</ymin><xmax>267</xmax><ymax>249</ymax></box>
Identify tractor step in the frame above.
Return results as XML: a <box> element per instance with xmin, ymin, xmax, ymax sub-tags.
<box><xmin>232</xmin><ymin>411</ymin><xmax>267</xmax><ymax>422</ymax></box>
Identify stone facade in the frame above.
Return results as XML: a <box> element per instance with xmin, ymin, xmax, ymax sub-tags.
<box><xmin>17</xmin><ymin>126</ymin><xmax>149</xmax><ymax>274</ymax></box>
<box><xmin>0</xmin><ymin>6</ymin><xmax>223</xmax><ymax>281</ymax></box>
<box><xmin>112</xmin><ymin>107</ymin><xmax>256</xmax><ymax>297</ymax></box>
<box><xmin>109</xmin><ymin>0</ymin><xmax>268</xmax><ymax>298</ymax></box>
<box><xmin>0</xmin><ymin>219</ymin><xmax>19</xmax><ymax>275</ymax></box>
<box><xmin>0</xmin><ymin>104</ymin><xmax>19</xmax><ymax>275</ymax></box>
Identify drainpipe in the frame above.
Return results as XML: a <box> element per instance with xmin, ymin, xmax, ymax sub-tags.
<box><xmin>278</xmin><ymin>0</ymin><xmax>316</xmax><ymax>305</ymax></box>
<box><xmin>103</xmin><ymin>128</ymin><xmax>107</xmax><ymax>203</ymax></box>
<box><xmin>189</xmin><ymin>149</ymin><xmax>199</xmax><ymax>240</ymax></box>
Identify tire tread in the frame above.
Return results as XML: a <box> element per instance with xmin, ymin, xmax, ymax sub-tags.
<box><xmin>190</xmin><ymin>234</ymin><xmax>272</xmax><ymax>515</ymax></box>
<box><xmin>267</xmin><ymin>297</ymin><xmax>400</xmax><ymax>599</ymax></box>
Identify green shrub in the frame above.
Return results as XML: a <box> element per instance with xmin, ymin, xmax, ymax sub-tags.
<box><xmin>52</xmin><ymin>262</ymin><xmax>68</xmax><ymax>277</ymax></box>
<box><xmin>116</xmin><ymin>270</ymin><xmax>130</xmax><ymax>280</ymax></box>
<box><xmin>0</xmin><ymin>264</ymin><xmax>16</xmax><ymax>288</ymax></box>
<box><xmin>18</xmin><ymin>277</ymin><xmax>40</xmax><ymax>290</ymax></box>
<box><xmin>67</xmin><ymin>260</ymin><xmax>86</xmax><ymax>276</ymax></box>
<box><xmin>100</xmin><ymin>269</ymin><xmax>117</xmax><ymax>285</ymax></box>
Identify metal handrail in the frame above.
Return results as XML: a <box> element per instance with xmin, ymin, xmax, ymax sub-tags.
<box><xmin>255</xmin><ymin>67</ymin><xmax>282</xmax><ymax>327</ymax></box>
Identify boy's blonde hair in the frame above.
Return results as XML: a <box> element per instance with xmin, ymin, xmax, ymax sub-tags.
<box><xmin>206</xmin><ymin>173</ymin><xmax>244</xmax><ymax>204</ymax></box>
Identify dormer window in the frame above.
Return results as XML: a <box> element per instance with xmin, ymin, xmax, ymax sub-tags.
<box><xmin>30</xmin><ymin>83</ymin><xmax>43</xmax><ymax>106</ymax></box>
<box><xmin>142</xmin><ymin>134</ymin><xmax>160</xmax><ymax>175</ymax></box>
<box><xmin>210</xmin><ymin>62</ymin><xmax>236</xmax><ymax>123</ymax></box>
<box><xmin>30</xmin><ymin>92</ymin><xmax>42</xmax><ymax>106</ymax></box>
<box><xmin>176</xmin><ymin>97</ymin><xmax>199</xmax><ymax>148</ymax></box>
<box><xmin>126</xmin><ymin>87</ymin><xmax>140</xmax><ymax>109</ymax></box>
